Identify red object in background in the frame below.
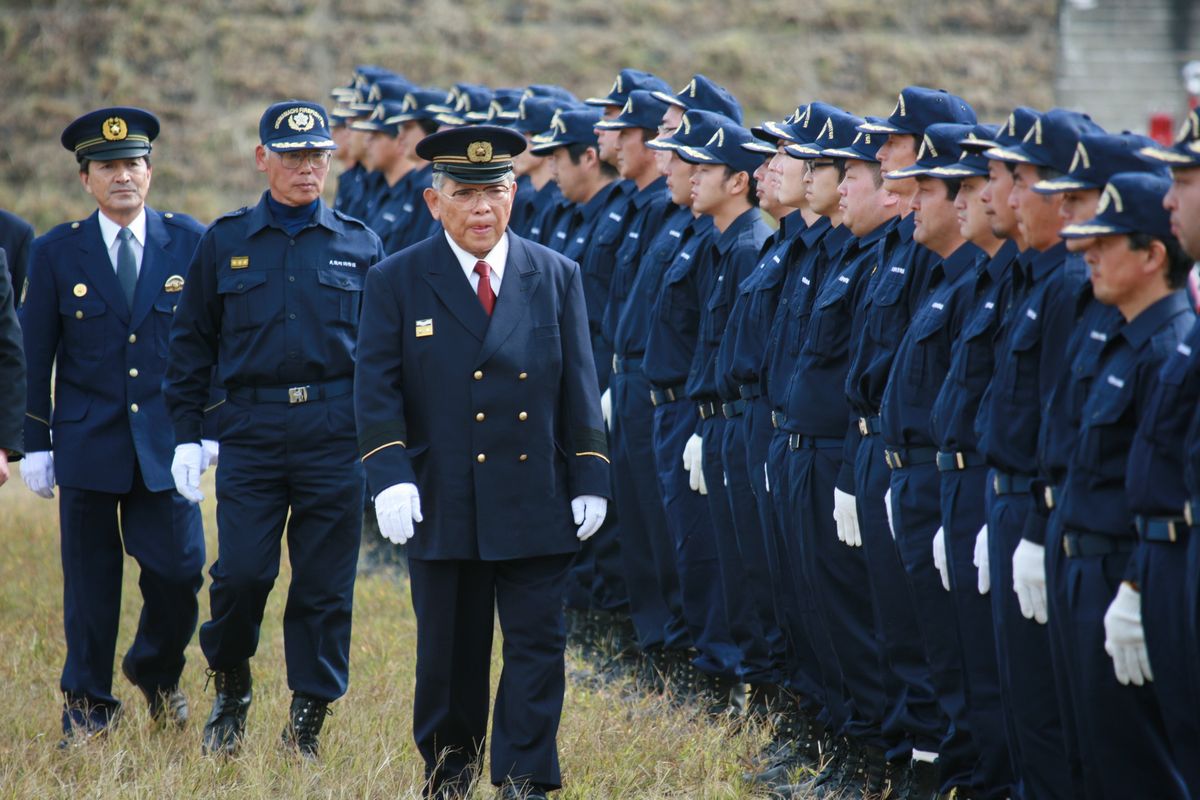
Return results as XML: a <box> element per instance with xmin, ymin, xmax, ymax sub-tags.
<box><xmin>1149</xmin><ymin>113</ymin><xmax>1175</xmax><ymax>146</ymax></box>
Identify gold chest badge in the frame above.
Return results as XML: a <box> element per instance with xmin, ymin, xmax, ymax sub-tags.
<box><xmin>415</xmin><ymin>318</ymin><xmax>433</xmax><ymax>338</ymax></box>
<box><xmin>164</xmin><ymin>274</ymin><xmax>185</xmax><ymax>293</ymax></box>
<box><xmin>230</xmin><ymin>256</ymin><xmax>249</xmax><ymax>269</ymax></box>
<box><xmin>73</xmin><ymin>283</ymin><xmax>88</xmax><ymax>297</ymax></box>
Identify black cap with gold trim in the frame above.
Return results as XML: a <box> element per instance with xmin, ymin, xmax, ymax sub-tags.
<box><xmin>61</xmin><ymin>106</ymin><xmax>159</xmax><ymax>163</ymax></box>
<box><xmin>1139</xmin><ymin>108</ymin><xmax>1200</xmax><ymax>168</ymax></box>
<box><xmin>259</xmin><ymin>100</ymin><xmax>337</xmax><ymax>151</ymax></box>
<box><xmin>415</xmin><ymin>124</ymin><xmax>527</xmax><ymax>185</ymax></box>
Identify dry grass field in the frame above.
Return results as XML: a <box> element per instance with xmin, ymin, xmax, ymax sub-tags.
<box><xmin>0</xmin><ymin>469</ymin><xmax>781</xmax><ymax>799</ymax></box>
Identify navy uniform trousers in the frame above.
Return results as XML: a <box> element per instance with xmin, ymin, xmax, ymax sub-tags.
<box><xmin>652</xmin><ymin>398</ymin><xmax>741</xmax><ymax>679</ymax></box>
<box><xmin>60</xmin><ymin>465</ymin><xmax>204</xmax><ymax>730</ymax></box>
<box><xmin>200</xmin><ymin>391</ymin><xmax>362</xmax><ymax>701</ymax></box>
<box><xmin>610</xmin><ymin>365</ymin><xmax>689</xmax><ymax>652</ymax></box>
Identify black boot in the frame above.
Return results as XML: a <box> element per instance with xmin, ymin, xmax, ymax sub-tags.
<box><xmin>860</xmin><ymin>744</ymin><xmax>891</xmax><ymax>798</ymax></box>
<box><xmin>122</xmin><ymin>656</ymin><xmax>188</xmax><ymax>728</ymax></box>
<box><xmin>815</xmin><ymin>737</ymin><xmax>865</xmax><ymax>798</ymax></box>
<box><xmin>281</xmin><ymin>693</ymin><xmax>330</xmax><ymax>761</ymax></box>
<box><xmin>894</xmin><ymin>758</ymin><xmax>946</xmax><ymax>800</ymax></box>
<box><xmin>201</xmin><ymin>661</ymin><xmax>252</xmax><ymax>756</ymax></box>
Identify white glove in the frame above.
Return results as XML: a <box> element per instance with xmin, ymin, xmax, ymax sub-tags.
<box><xmin>933</xmin><ymin>527</ymin><xmax>950</xmax><ymax>592</ymax></box>
<box><xmin>1012</xmin><ymin>539</ymin><xmax>1048</xmax><ymax>625</ymax></box>
<box><xmin>1104</xmin><ymin>582</ymin><xmax>1153</xmax><ymax>686</ymax></box>
<box><xmin>833</xmin><ymin>488</ymin><xmax>861</xmax><ymax>547</ymax></box>
<box><xmin>600</xmin><ymin>388</ymin><xmax>612</xmax><ymax>431</ymax></box>
<box><xmin>884</xmin><ymin>488</ymin><xmax>896</xmax><ymax>540</ymax></box>
<box><xmin>375</xmin><ymin>482</ymin><xmax>422</xmax><ymax>545</ymax></box>
<box><xmin>200</xmin><ymin>439</ymin><xmax>220</xmax><ymax>471</ymax></box>
<box><xmin>682</xmin><ymin>433</ymin><xmax>708</xmax><ymax>495</ymax></box>
<box><xmin>572</xmin><ymin>494</ymin><xmax>608</xmax><ymax>541</ymax></box>
<box><xmin>171</xmin><ymin>443</ymin><xmax>205</xmax><ymax>504</ymax></box>
<box><xmin>20</xmin><ymin>450</ymin><xmax>55</xmax><ymax>499</ymax></box>
<box><xmin>974</xmin><ymin>525</ymin><xmax>990</xmax><ymax>595</ymax></box>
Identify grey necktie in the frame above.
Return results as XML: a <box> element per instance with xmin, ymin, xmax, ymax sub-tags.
<box><xmin>116</xmin><ymin>227</ymin><xmax>137</xmax><ymax>310</ymax></box>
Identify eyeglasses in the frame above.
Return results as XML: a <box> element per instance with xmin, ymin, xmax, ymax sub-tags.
<box><xmin>275</xmin><ymin>151</ymin><xmax>333</xmax><ymax>169</ymax></box>
<box><xmin>809</xmin><ymin>159</ymin><xmax>838</xmax><ymax>170</ymax></box>
<box><xmin>440</xmin><ymin>185</ymin><xmax>512</xmax><ymax>207</ymax></box>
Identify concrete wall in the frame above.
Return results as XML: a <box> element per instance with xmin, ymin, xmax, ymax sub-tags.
<box><xmin>1057</xmin><ymin>0</ymin><xmax>1199</xmax><ymax>134</ymax></box>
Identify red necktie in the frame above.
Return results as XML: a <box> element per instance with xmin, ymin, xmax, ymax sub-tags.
<box><xmin>474</xmin><ymin>260</ymin><xmax>495</xmax><ymax>316</ymax></box>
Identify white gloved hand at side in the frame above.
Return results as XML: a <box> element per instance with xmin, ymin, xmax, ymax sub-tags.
<box><xmin>572</xmin><ymin>495</ymin><xmax>608</xmax><ymax>541</ymax></box>
<box><xmin>974</xmin><ymin>525</ymin><xmax>990</xmax><ymax>595</ymax></box>
<box><xmin>1104</xmin><ymin>582</ymin><xmax>1154</xmax><ymax>686</ymax></box>
<box><xmin>884</xmin><ymin>487</ymin><xmax>896</xmax><ymax>540</ymax></box>
<box><xmin>933</xmin><ymin>527</ymin><xmax>950</xmax><ymax>592</ymax></box>
<box><xmin>1012</xmin><ymin>539</ymin><xmax>1048</xmax><ymax>625</ymax></box>
<box><xmin>600</xmin><ymin>388</ymin><xmax>612</xmax><ymax>431</ymax></box>
<box><xmin>833</xmin><ymin>488</ymin><xmax>861</xmax><ymax>547</ymax></box>
<box><xmin>375</xmin><ymin>482</ymin><xmax>422</xmax><ymax>544</ymax></box>
<box><xmin>682</xmin><ymin>433</ymin><xmax>707</xmax><ymax>495</ymax></box>
<box><xmin>20</xmin><ymin>450</ymin><xmax>55</xmax><ymax>499</ymax></box>
<box><xmin>200</xmin><ymin>439</ymin><xmax>220</xmax><ymax>471</ymax></box>
<box><xmin>171</xmin><ymin>443</ymin><xmax>205</xmax><ymax>504</ymax></box>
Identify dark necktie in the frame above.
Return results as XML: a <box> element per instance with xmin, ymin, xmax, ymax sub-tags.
<box><xmin>116</xmin><ymin>227</ymin><xmax>137</xmax><ymax>309</ymax></box>
<box><xmin>474</xmin><ymin>260</ymin><xmax>495</xmax><ymax>316</ymax></box>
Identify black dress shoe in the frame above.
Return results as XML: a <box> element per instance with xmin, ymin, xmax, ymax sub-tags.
<box><xmin>495</xmin><ymin>780</ymin><xmax>551</xmax><ymax>799</ymax></box>
<box><xmin>281</xmin><ymin>693</ymin><xmax>330</xmax><ymax>761</ymax></box>
<box><xmin>121</xmin><ymin>657</ymin><xmax>188</xmax><ymax>728</ymax></box>
<box><xmin>57</xmin><ymin>703</ymin><xmax>122</xmax><ymax>750</ymax></box>
<box><xmin>201</xmin><ymin>661</ymin><xmax>252</xmax><ymax>756</ymax></box>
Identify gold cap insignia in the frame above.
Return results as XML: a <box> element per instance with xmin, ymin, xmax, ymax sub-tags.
<box><xmin>164</xmin><ymin>275</ymin><xmax>185</xmax><ymax>293</ymax></box>
<box><xmin>467</xmin><ymin>141</ymin><xmax>493</xmax><ymax>163</ymax></box>
<box><xmin>1068</xmin><ymin>142</ymin><xmax>1090</xmax><ymax>173</ymax></box>
<box><xmin>1178</xmin><ymin>110</ymin><xmax>1200</xmax><ymax>145</ymax></box>
<box><xmin>102</xmin><ymin>117</ymin><xmax>128</xmax><ymax>141</ymax></box>
<box><xmin>918</xmin><ymin>134</ymin><xmax>938</xmax><ymax>160</ymax></box>
<box><xmin>895</xmin><ymin>93</ymin><xmax>907</xmax><ymax>118</ymax></box>
<box><xmin>73</xmin><ymin>283</ymin><xmax>88</xmax><ymax>297</ymax></box>
<box><xmin>706</xmin><ymin>128</ymin><xmax>725</xmax><ymax>148</ymax></box>
<box><xmin>684</xmin><ymin>78</ymin><xmax>698</xmax><ymax>98</ymax></box>
<box><xmin>287</xmin><ymin>110</ymin><xmax>316</xmax><ymax>132</ymax></box>
<box><xmin>1097</xmin><ymin>183</ymin><xmax>1123</xmax><ymax>214</ymax></box>
<box><xmin>817</xmin><ymin>118</ymin><xmax>835</xmax><ymax>142</ymax></box>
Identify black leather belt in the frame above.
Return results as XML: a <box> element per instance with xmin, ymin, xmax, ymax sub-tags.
<box><xmin>1062</xmin><ymin>530</ymin><xmax>1134</xmax><ymax>559</ymax></box>
<box><xmin>936</xmin><ymin>450</ymin><xmax>986</xmax><ymax>471</ymax></box>
<box><xmin>857</xmin><ymin>415</ymin><xmax>882</xmax><ymax>437</ymax></box>
<box><xmin>884</xmin><ymin>446</ymin><xmax>938</xmax><ymax>470</ymax></box>
<box><xmin>612</xmin><ymin>354</ymin><xmax>643</xmax><ymax>374</ymax></box>
<box><xmin>738</xmin><ymin>383</ymin><xmax>762</xmax><ymax>400</ymax></box>
<box><xmin>789</xmin><ymin>433</ymin><xmax>843</xmax><ymax>450</ymax></box>
<box><xmin>722</xmin><ymin>399</ymin><xmax>746</xmax><ymax>419</ymax></box>
<box><xmin>229</xmin><ymin>377</ymin><xmax>353</xmax><ymax>405</ymax></box>
<box><xmin>650</xmin><ymin>384</ymin><xmax>686</xmax><ymax>406</ymax></box>
<box><xmin>697</xmin><ymin>400</ymin><xmax>720</xmax><ymax>420</ymax></box>
<box><xmin>1135</xmin><ymin>515</ymin><xmax>1189</xmax><ymax>544</ymax></box>
<box><xmin>992</xmin><ymin>470</ymin><xmax>1035</xmax><ymax>496</ymax></box>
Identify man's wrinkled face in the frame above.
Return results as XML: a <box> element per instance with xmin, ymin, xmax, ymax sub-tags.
<box><xmin>424</xmin><ymin>176</ymin><xmax>515</xmax><ymax>258</ymax></box>
<box><xmin>81</xmin><ymin>157</ymin><xmax>152</xmax><ymax>219</ymax></box>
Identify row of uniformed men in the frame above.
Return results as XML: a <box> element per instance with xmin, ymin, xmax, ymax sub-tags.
<box><xmin>368</xmin><ymin>63</ymin><xmax>1200</xmax><ymax>800</ymax></box>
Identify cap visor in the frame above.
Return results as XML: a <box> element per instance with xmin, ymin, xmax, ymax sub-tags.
<box><xmin>983</xmin><ymin>145</ymin><xmax>1032</xmax><ymax>164</ymax></box>
<box><xmin>1060</xmin><ymin>221</ymin><xmax>1123</xmax><ymax>238</ymax></box>
<box><xmin>350</xmin><ymin>120</ymin><xmax>388</xmax><ymax>132</ymax></box>
<box><xmin>759</xmin><ymin>121</ymin><xmax>796</xmax><ymax>142</ymax></box>
<box><xmin>927</xmin><ymin>164</ymin><xmax>986</xmax><ymax>178</ymax></box>
<box><xmin>1138</xmin><ymin>145</ymin><xmax>1200</xmax><ymax>166</ymax></box>
<box><xmin>741</xmin><ymin>141</ymin><xmax>777</xmax><ymax>155</ymax></box>
<box><xmin>433</xmin><ymin>164</ymin><xmax>514</xmax><ymax>185</ymax></box>
<box><xmin>529</xmin><ymin>138</ymin><xmax>573</xmax><ymax>155</ymax></box>
<box><xmin>645</xmin><ymin>138</ymin><xmax>680</xmax><ymax>151</ymax></box>
<box><xmin>81</xmin><ymin>144</ymin><xmax>153</xmax><ymax>161</ymax></box>
<box><xmin>857</xmin><ymin>120</ymin><xmax>902</xmax><ymax>134</ymax></box>
<box><xmin>819</xmin><ymin>146</ymin><xmax>872</xmax><ymax>161</ymax></box>
<box><xmin>784</xmin><ymin>143</ymin><xmax>823</xmax><ymax>159</ymax></box>
<box><xmin>1033</xmin><ymin>176</ymin><xmax>1095</xmax><ymax>194</ymax></box>
<box><xmin>885</xmin><ymin>164</ymin><xmax>933</xmax><ymax>179</ymax></box>
<box><xmin>958</xmin><ymin>138</ymin><xmax>998</xmax><ymax>153</ymax></box>
<box><xmin>584</xmin><ymin>96</ymin><xmax>615</xmax><ymax>106</ymax></box>
<box><xmin>594</xmin><ymin>118</ymin><xmax>636</xmax><ymax>130</ymax></box>
<box><xmin>675</xmin><ymin>145</ymin><xmax>716</xmax><ymax>165</ymax></box>
<box><xmin>330</xmin><ymin>107</ymin><xmax>361</xmax><ymax>119</ymax></box>
<box><xmin>650</xmin><ymin>91</ymin><xmax>684</xmax><ymax>108</ymax></box>
<box><xmin>267</xmin><ymin>138</ymin><xmax>337</xmax><ymax>151</ymax></box>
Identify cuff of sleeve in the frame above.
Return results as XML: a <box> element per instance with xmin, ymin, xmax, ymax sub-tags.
<box><xmin>174</xmin><ymin>419</ymin><xmax>204</xmax><ymax>447</ymax></box>
<box><xmin>1021</xmin><ymin>511</ymin><xmax>1048</xmax><ymax>546</ymax></box>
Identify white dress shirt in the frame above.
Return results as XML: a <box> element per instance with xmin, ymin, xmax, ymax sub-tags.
<box><xmin>97</xmin><ymin>207</ymin><xmax>147</xmax><ymax>276</ymax></box>
<box><xmin>444</xmin><ymin>231</ymin><xmax>509</xmax><ymax>297</ymax></box>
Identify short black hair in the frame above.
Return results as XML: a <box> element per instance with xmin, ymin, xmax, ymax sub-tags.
<box><xmin>1035</xmin><ymin>165</ymin><xmax>1060</xmax><ymax>182</ymax></box>
<box><xmin>723</xmin><ymin>165</ymin><xmax>758</xmax><ymax>207</ymax></box>
<box><xmin>1128</xmin><ymin>231</ymin><xmax>1193</xmax><ymax>289</ymax></box>
<box><xmin>922</xmin><ymin>176</ymin><xmax>962</xmax><ymax>201</ymax></box>
<box><xmin>566</xmin><ymin>141</ymin><xmax>617</xmax><ymax>179</ymax></box>
<box><xmin>413</xmin><ymin>118</ymin><xmax>438</xmax><ymax>136</ymax></box>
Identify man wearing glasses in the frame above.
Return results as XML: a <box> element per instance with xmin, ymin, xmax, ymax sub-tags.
<box><xmin>355</xmin><ymin>125</ymin><xmax>610</xmax><ymax>800</ymax></box>
<box><xmin>164</xmin><ymin>100</ymin><xmax>384</xmax><ymax>759</ymax></box>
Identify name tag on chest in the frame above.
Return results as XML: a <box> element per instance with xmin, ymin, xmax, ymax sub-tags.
<box><xmin>415</xmin><ymin>318</ymin><xmax>433</xmax><ymax>338</ymax></box>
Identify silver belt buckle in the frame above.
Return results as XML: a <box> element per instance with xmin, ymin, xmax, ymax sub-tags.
<box><xmin>1186</xmin><ymin>502</ymin><xmax>1194</xmax><ymax>528</ymax></box>
<box><xmin>1044</xmin><ymin>485</ymin><xmax>1055</xmax><ymax>509</ymax></box>
<box><xmin>288</xmin><ymin>386</ymin><xmax>309</xmax><ymax>404</ymax></box>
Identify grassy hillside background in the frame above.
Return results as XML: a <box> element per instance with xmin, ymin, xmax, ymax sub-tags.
<box><xmin>1</xmin><ymin>0</ymin><xmax>1056</xmax><ymax>232</ymax></box>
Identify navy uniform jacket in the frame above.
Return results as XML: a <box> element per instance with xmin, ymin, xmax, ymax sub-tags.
<box><xmin>508</xmin><ymin>174</ymin><xmax>536</xmax><ymax>238</ymax></box>
<box><xmin>880</xmin><ymin>243</ymin><xmax>983</xmax><ymax>450</ymax></box>
<box><xmin>22</xmin><ymin>209</ymin><xmax>205</xmax><ymax>493</ymax></box>
<box><xmin>602</xmin><ymin>177</ymin><xmax>671</xmax><ymax>351</ymax></box>
<box><xmin>716</xmin><ymin>211</ymin><xmax>806</xmax><ymax>401</ymax></box>
<box><xmin>164</xmin><ymin>192</ymin><xmax>384</xmax><ymax>444</ymax></box>
<box><xmin>612</xmin><ymin>204</ymin><xmax>693</xmax><ymax>359</ymax></box>
<box><xmin>367</xmin><ymin>166</ymin><xmax>435</xmax><ymax>255</ymax></box>
<box><xmin>1059</xmin><ymin>291</ymin><xmax>1194</xmax><ymax>549</ymax></box>
<box><xmin>0</xmin><ymin>208</ymin><xmax>34</xmax><ymax>308</ymax></box>
<box><xmin>685</xmin><ymin>208</ymin><xmax>771</xmax><ymax>401</ymax></box>
<box><xmin>642</xmin><ymin>215</ymin><xmax>715</xmax><ymax>390</ymax></box>
<box><xmin>354</xmin><ymin>232</ymin><xmax>610</xmax><ymax>561</ymax></box>
<box><xmin>334</xmin><ymin>163</ymin><xmax>369</xmax><ymax>220</ymax></box>
<box><xmin>551</xmin><ymin>181</ymin><xmax>619</xmax><ymax>260</ymax></box>
<box><xmin>0</xmin><ymin>251</ymin><xmax>25</xmax><ymax>457</ymax></box>
<box><xmin>526</xmin><ymin>181</ymin><xmax>570</xmax><ymax>246</ymax></box>
<box><xmin>929</xmin><ymin>240</ymin><xmax>1018</xmax><ymax>455</ymax></box>
<box><xmin>576</xmin><ymin>180</ymin><xmax>635</xmax><ymax>390</ymax></box>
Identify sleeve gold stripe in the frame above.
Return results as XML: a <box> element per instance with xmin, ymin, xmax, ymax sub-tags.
<box><xmin>361</xmin><ymin>440</ymin><xmax>406</xmax><ymax>461</ymax></box>
<box><xmin>25</xmin><ymin>412</ymin><xmax>49</xmax><ymax>426</ymax></box>
<box><xmin>575</xmin><ymin>451</ymin><xmax>611</xmax><ymax>464</ymax></box>
<box><xmin>204</xmin><ymin>399</ymin><xmax>226</xmax><ymax>413</ymax></box>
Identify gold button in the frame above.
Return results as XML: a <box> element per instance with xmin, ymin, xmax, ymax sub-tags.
<box><xmin>130</xmin><ymin>403</ymin><xmax>139</xmax><ymax>413</ymax></box>
<box><xmin>518</xmin><ymin>411</ymin><xmax>528</xmax><ymax>421</ymax></box>
<box><xmin>75</xmin><ymin>310</ymin><xmax>83</xmax><ymax>319</ymax></box>
<box><xmin>518</xmin><ymin>372</ymin><xmax>528</xmax><ymax>380</ymax></box>
<box><xmin>128</xmin><ymin>368</ymin><xmax>138</xmax><ymax>378</ymax></box>
<box><xmin>473</xmin><ymin>370</ymin><xmax>483</xmax><ymax>380</ymax></box>
<box><xmin>476</xmin><ymin>453</ymin><xmax>486</xmax><ymax>463</ymax></box>
<box><xmin>475</xmin><ymin>412</ymin><xmax>485</xmax><ymax>422</ymax></box>
<box><xmin>128</xmin><ymin>334</ymin><xmax>137</xmax><ymax>344</ymax></box>
<box><xmin>519</xmin><ymin>454</ymin><xmax>528</xmax><ymax>462</ymax></box>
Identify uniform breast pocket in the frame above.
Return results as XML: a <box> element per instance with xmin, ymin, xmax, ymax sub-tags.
<box><xmin>58</xmin><ymin>295</ymin><xmax>107</xmax><ymax>361</ymax></box>
<box><xmin>317</xmin><ymin>268</ymin><xmax>365</xmax><ymax>326</ymax></box>
<box><xmin>1007</xmin><ymin>313</ymin><xmax>1043</xmax><ymax>405</ymax></box>
<box><xmin>531</xmin><ymin>323</ymin><xmax>563</xmax><ymax>373</ymax></box>
<box><xmin>217</xmin><ymin>271</ymin><xmax>271</xmax><ymax>332</ymax></box>
<box><xmin>1146</xmin><ymin>347</ymin><xmax>1196</xmax><ymax>446</ymax></box>
<box><xmin>1081</xmin><ymin>376</ymin><xmax>1134</xmax><ymax>473</ymax></box>
<box><xmin>959</xmin><ymin>304</ymin><xmax>998</xmax><ymax>385</ymax></box>
<box><xmin>152</xmin><ymin>294</ymin><xmax>177</xmax><ymax>359</ymax></box>
<box><xmin>703</xmin><ymin>289</ymin><xmax>731</xmax><ymax>347</ymax></box>
<box><xmin>807</xmin><ymin>277</ymin><xmax>853</xmax><ymax>361</ymax></box>
<box><xmin>867</xmin><ymin>266</ymin><xmax>908</xmax><ymax>343</ymax></box>
<box><xmin>907</xmin><ymin>306</ymin><xmax>951</xmax><ymax>389</ymax></box>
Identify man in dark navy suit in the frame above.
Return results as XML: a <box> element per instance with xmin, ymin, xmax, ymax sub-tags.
<box><xmin>355</xmin><ymin>125</ymin><xmax>610</xmax><ymax>800</ymax></box>
<box><xmin>0</xmin><ymin>251</ymin><xmax>24</xmax><ymax>486</ymax></box>
<box><xmin>0</xmin><ymin>207</ymin><xmax>34</xmax><ymax>308</ymax></box>
<box><xmin>19</xmin><ymin>107</ymin><xmax>208</xmax><ymax>746</ymax></box>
